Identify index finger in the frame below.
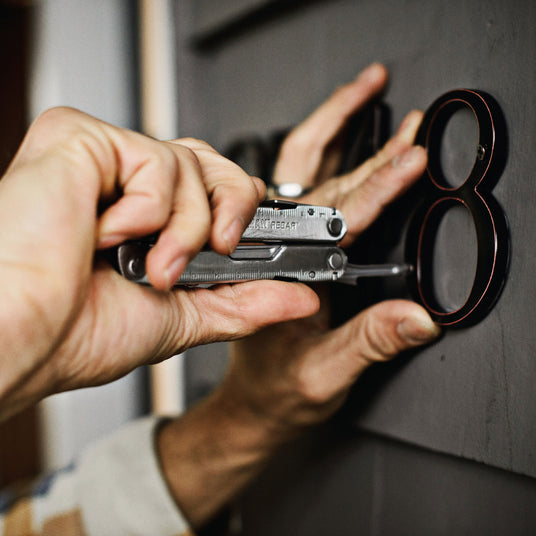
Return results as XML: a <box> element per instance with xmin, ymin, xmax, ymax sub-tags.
<box><xmin>273</xmin><ymin>63</ymin><xmax>388</xmax><ymax>186</ymax></box>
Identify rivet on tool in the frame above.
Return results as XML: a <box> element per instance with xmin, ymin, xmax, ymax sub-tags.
<box><xmin>328</xmin><ymin>218</ymin><xmax>343</xmax><ymax>237</ymax></box>
<box><xmin>127</xmin><ymin>257</ymin><xmax>144</xmax><ymax>279</ymax></box>
<box><xmin>328</xmin><ymin>252</ymin><xmax>344</xmax><ymax>270</ymax></box>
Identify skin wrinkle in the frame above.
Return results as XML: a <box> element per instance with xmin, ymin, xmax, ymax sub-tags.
<box><xmin>146</xmin><ymin>147</ymin><xmax>210</xmax><ymax>288</ymax></box>
<box><xmin>0</xmin><ymin>243</ymin><xmax>89</xmax><ymax>401</ymax></box>
<box><xmin>35</xmin><ymin>110</ymin><xmax>115</xmax><ymax>200</ymax></box>
<box><xmin>154</xmin><ymin>289</ymin><xmax>192</xmax><ymax>358</ymax></box>
<box><xmin>72</xmin><ymin>129</ymin><xmax>116</xmax><ymax>196</ymax></box>
<box><xmin>1</xmin><ymin>105</ymin><xmax>326</xmax><ymax>424</ymax></box>
<box><xmin>0</xmin><ymin>289</ymin><xmax>52</xmax><ymax>398</ymax></box>
<box><xmin>168</xmin><ymin>287</ymin><xmax>210</xmax><ymax>351</ymax></box>
<box><xmin>205</xmin><ymin>286</ymin><xmax>253</xmax><ymax>342</ymax></box>
<box><xmin>42</xmin><ymin>280</ymin><xmax>108</xmax><ymax>393</ymax></box>
<box><xmin>100</xmin><ymin>152</ymin><xmax>175</xmax><ymax>239</ymax></box>
<box><xmin>358</xmin><ymin>310</ymin><xmax>403</xmax><ymax>364</ymax></box>
<box><xmin>0</xmin><ymin>283</ymin><xmax>78</xmax><ymax>418</ymax></box>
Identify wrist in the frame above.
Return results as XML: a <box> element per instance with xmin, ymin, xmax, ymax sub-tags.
<box><xmin>156</xmin><ymin>388</ymin><xmax>293</xmax><ymax>530</ymax></box>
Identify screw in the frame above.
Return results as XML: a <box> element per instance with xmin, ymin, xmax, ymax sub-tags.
<box><xmin>309</xmin><ymin>271</ymin><xmax>316</xmax><ymax>279</ymax></box>
<box><xmin>328</xmin><ymin>217</ymin><xmax>343</xmax><ymax>237</ymax></box>
<box><xmin>328</xmin><ymin>252</ymin><xmax>344</xmax><ymax>270</ymax></box>
<box><xmin>127</xmin><ymin>257</ymin><xmax>145</xmax><ymax>279</ymax></box>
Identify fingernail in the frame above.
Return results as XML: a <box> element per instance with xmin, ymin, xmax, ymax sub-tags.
<box><xmin>163</xmin><ymin>256</ymin><xmax>188</xmax><ymax>290</ymax></box>
<box><xmin>397</xmin><ymin>312</ymin><xmax>441</xmax><ymax>344</ymax></box>
<box><xmin>392</xmin><ymin>146</ymin><xmax>422</xmax><ymax>168</ymax></box>
<box><xmin>222</xmin><ymin>216</ymin><xmax>245</xmax><ymax>254</ymax></box>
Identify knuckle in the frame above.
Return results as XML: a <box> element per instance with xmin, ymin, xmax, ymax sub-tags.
<box><xmin>29</xmin><ymin>107</ymin><xmax>87</xmax><ymax>146</ymax></box>
<box><xmin>212</xmin><ymin>164</ymin><xmax>257</xmax><ymax>198</ymax></box>
<box><xmin>157</xmin><ymin>145</ymin><xmax>180</xmax><ymax>177</ymax></box>
<box><xmin>357</xmin><ymin>312</ymin><xmax>400</xmax><ymax>363</ymax></box>
<box><xmin>27</xmin><ymin>108</ymin><xmax>115</xmax><ymax>177</ymax></box>
<box><xmin>177</xmin><ymin>137</ymin><xmax>214</xmax><ymax>152</ymax></box>
<box><xmin>174</xmin><ymin>143</ymin><xmax>203</xmax><ymax>173</ymax></box>
<box><xmin>33</xmin><ymin>106</ymin><xmax>80</xmax><ymax>127</ymax></box>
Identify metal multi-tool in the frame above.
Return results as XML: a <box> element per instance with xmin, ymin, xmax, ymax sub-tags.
<box><xmin>113</xmin><ymin>199</ymin><xmax>412</xmax><ymax>286</ymax></box>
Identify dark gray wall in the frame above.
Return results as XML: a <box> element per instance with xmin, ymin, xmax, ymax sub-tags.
<box><xmin>174</xmin><ymin>0</ymin><xmax>536</xmax><ymax>532</ymax></box>
<box><xmin>241</xmin><ymin>425</ymin><xmax>536</xmax><ymax>536</ymax></box>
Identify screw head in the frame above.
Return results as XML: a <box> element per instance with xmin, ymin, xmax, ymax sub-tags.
<box><xmin>328</xmin><ymin>218</ymin><xmax>343</xmax><ymax>237</ymax></box>
<box><xmin>127</xmin><ymin>257</ymin><xmax>145</xmax><ymax>279</ymax></box>
<box><xmin>328</xmin><ymin>252</ymin><xmax>344</xmax><ymax>270</ymax></box>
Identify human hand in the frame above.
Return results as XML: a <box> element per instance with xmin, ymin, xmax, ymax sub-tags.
<box><xmin>226</xmin><ymin>63</ymin><xmax>441</xmax><ymax>435</ymax></box>
<box><xmin>155</xmin><ymin>64</ymin><xmax>441</xmax><ymax>529</ymax></box>
<box><xmin>0</xmin><ymin>107</ymin><xmax>319</xmax><ymax>419</ymax></box>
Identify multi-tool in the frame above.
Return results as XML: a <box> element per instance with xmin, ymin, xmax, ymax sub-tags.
<box><xmin>113</xmin><ymin>200</ymin><xmax>412</xmax><ymax>287</ymax></box>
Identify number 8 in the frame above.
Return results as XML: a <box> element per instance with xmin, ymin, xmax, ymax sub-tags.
<box><xmin>405</xmin><ymin>89</ymin><xmax>510</xmax><ymax>327</ymax></box>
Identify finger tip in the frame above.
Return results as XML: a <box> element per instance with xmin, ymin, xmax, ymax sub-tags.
<box><xmin>357</xmin><ymin>62</ymin><xmax>389</xmax><ymax>87</ymax></box>
<box><xmin>218</xmin><ymin>215</ymin><xmax>246</xmax><ymax>254</ymax></box>
<box><xmin>283</xmin><ymin>282</ymin><xmax>321</xmax><ymax>318</ymax></box>
<box><xmin>372</xmin><ymin>62</ymin><xmax>389</xmax><ymax>79</ymax></box>
<box><xmin>251</xmin><ymin>176</ymin><xmax>267</xmax><ymax>201</ymax></box>
<box><xmin>397</xmin><ymin>306</ymin><xmax>442</xmax><ymax>345</ymax></box>
<box><xmin>146</xmin><ymin>247</ymin><xmax>189</xmax><ymax>291</ymax></box>
<box><xmin>241</xmin><ymin>281</ymin><xmax>320</xmax><ymax>323</ymax></box>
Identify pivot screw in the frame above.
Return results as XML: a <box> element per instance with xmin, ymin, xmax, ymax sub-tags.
<box><xmin>328</xmin><ymin>217</ymin><xmax>343</xmax><ymax>237</ymax></box>
<box><xmin>127</xmin><ymin>257</ymin><xmax>145</xmax><ymax>279</ymax></box>
<box><xmin>328</xmin><ymin>252</ymin><xmax>344</xmax><ymax>270</ymax></box>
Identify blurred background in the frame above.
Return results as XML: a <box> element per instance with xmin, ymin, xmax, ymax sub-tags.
<box><xmin>0</xmin><ymin>0</ymin><xmax>184</xmax><ymax>486</ymax></box>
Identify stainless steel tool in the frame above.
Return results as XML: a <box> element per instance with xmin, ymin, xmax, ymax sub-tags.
<box><xmin>113</xmin><ymin>200</ymin><xmax>412</xmax><ymax>286</ymax></box>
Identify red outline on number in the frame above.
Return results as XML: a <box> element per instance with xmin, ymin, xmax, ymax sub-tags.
<box><xmin>407</xmin><ymin>89</ymin><xmax>509</xmax><ymax>327</ymax></box>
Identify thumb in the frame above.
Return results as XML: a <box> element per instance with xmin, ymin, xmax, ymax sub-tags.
<box><xmin>299</xmin><ymin>300</ymin><xmax>441</xmax><ymax>404</ymax></box>
<box><xmin>337</xmin><ymin>299</ymin><xmax>442</xmax><ymax>366</ymax></box>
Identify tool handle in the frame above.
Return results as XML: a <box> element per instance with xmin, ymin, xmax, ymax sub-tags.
<box><xmin>116</xmin><ymin>243</ymin><xmax>347</xmax><ymax>285</ymax></box>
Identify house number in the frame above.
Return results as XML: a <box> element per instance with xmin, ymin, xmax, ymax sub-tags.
<box><xmin>405</xmin><ymin>89</ymin><xmax>510</xmax><ymax>327</ymax></box>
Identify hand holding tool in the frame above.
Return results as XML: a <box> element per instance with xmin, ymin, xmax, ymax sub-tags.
<box><xmin>112</xmin><ymin>200</ymin><xmax>412</xmax><ymax>286</ymax></box>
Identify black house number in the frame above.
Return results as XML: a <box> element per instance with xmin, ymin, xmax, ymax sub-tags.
<box><xmin>405</xmin><ymin>89</ymin><xmax>510</xmax><ymax>327</ymax></box>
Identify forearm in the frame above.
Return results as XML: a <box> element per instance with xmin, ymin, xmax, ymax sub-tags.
<box><xmin>156</xmin><ymin>385</ymin><xmax>296</xmax><ymax>530</ymax></box>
